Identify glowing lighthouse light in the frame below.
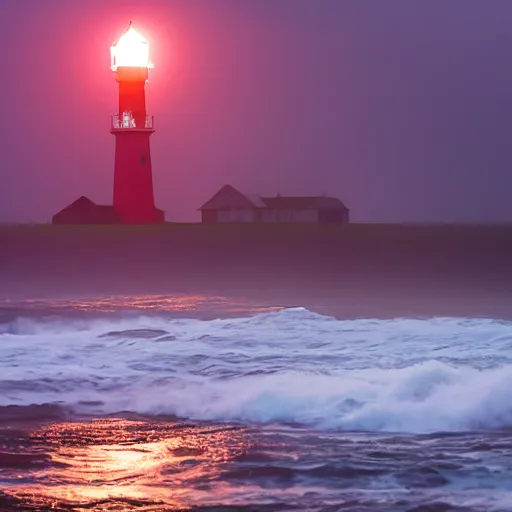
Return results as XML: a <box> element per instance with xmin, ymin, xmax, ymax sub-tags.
<box><xmin>110</xmin><ymin>22</ymin><xmax>153</xmax><ymax>71</ymax></box>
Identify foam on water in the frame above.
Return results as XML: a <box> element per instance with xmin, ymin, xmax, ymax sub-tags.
<box><xmin>2</xmin><ymin>307</ymin><xmax>512</xmax><ymax>434</ymax></box>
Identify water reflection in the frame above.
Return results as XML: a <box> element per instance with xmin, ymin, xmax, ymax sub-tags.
<box><xmin>3</xmin><ymin>417</ymin><xmax>502</xmax><ymax>511</ymax></box>
<box><xmin>2</xmin><ymin>418</ymin><xmax>253</xmax><ymax>510</ymax></box>
<box><xmin>0</xmin><ymin>293</ymin><xmax>283</xmax><ymax>319</ymax></box>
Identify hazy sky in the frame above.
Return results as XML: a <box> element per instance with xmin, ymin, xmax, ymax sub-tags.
<box><xmin>1</xmin><ymin>0</ymin><xmax>512</xmax><ymax>223</ymax></box>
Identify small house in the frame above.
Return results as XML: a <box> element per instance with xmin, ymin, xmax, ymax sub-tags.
<box><xmin>199</xmin><ymin>185</ymin><xmax>349</xmax><ymax>224</ymax></box>
<box><xmin>52</xmin><ymin>196</ymin><xmax>121</xmax><ymax>224</ymax></box>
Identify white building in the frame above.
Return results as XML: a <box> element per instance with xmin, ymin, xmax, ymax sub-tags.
<box><xmin>199</xmin><ymin>185</ymin><xmax>350</xmax><ymax>224</ymax></box>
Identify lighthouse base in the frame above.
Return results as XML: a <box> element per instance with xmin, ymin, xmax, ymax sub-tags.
<box><xmin>116</xmin><ymin>207</ymin><xmax>166</xmax><ymax>225</ymax></box>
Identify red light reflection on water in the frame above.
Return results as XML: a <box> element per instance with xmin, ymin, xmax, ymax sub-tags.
<box><xmin>2</xmin><ymin>418</ymin><xmax>254</xmax><ymax>510</ymax></box>
<box><xmin>1</xmin><ymin>293</ymin><xmax>283</xmax><ymax>317</ymax></box>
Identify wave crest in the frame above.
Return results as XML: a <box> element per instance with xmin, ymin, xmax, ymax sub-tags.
<box><xmin>98</xmin><ymin>360</ymin><xmax>512</xmax><ymax>434</ymax></box>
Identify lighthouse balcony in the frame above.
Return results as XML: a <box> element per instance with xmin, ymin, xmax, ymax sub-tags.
<box><xmin>111</xmin><ymin>113</ymin><xmax>154</xmax><ymax>131</ymax></box>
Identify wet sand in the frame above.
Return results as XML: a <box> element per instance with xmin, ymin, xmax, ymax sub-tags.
<box><xmin>2</xmin><ymin>223</ymin><xmax>512</xmax><ymax>319</ymax></box>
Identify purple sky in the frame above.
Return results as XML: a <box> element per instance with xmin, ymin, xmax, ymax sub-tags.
<box><xmin>1</xmin><ymin>0</ymin><xmax>512</xmax><ymax>223</ymax></box>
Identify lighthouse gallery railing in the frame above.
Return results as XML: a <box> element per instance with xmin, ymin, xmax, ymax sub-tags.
<box><xmin>111</xmin><ymin>113</ymin><xmax>154</xmax><ymax>130</ymax></box>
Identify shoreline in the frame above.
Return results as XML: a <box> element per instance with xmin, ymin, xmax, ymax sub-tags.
<box><xmin>2</xmin><ymin>291</ymin><xmax>512</xmax><ymax>322</ymax></box>
<box><xmin>2</xmin><ymin>223</ymin><xmax>512</xmax><ymax>320</ymax></box>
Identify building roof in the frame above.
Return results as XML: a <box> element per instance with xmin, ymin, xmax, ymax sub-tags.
<box><xmin>53</xmin><ymin>196</ymin><xmax>99</xmax><ymax>216</ymax></box>
<box><xmin>242</xmin><ymin>193</ymin><xmax>267</xmax><ymax>208</ymax></box>
<box><xmin>199</xmin><ymin>185</ymin><xmax>258</xmax><ymax>210</ymax></box>
<box><xmin>261</xmin><ymin>196</ymin><xmax>349</xmax><ymax>211</ymax></box>
<box><xmin>52</xmin><ymin>196</ymin><xmax>120</xmax><ymax>224</ymax></box>
<box><xmin>200</xmin><ymin>185</ymin><xmax>349</xmax><ymax>212</ymax></box>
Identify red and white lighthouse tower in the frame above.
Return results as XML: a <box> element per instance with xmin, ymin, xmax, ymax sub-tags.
<box><xmin>110</xmin><ymin>23</ymin><xmax>164</xmax><ymax>224</ymax></box>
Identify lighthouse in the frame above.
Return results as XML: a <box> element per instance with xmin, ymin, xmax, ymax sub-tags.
<box><xmin>52</xmin><ymin>22</ymin><xmax>164</xmax><ymax>225</ymax></box>
<box><xmin>110</xmin><ymin>22</ymin><xmax>164</xmax><ymax>224</ymax></box>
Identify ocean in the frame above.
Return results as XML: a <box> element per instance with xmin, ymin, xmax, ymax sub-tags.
<box><xmin>1</xmin><ymin>295</ymin><xmax>512</xmax><ymax>511</ymax></box>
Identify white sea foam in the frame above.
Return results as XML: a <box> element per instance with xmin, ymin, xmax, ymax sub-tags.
<box><xmin>1</xmin><ymin>308</ymin><xmax>512</xmax><ymax>433</ymax></box>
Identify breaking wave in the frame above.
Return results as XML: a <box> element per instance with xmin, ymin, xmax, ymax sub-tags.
<box><xmin>2</xmin><ymin>307</ymin><xmax>512</xmax><ymax>434</ymax></box>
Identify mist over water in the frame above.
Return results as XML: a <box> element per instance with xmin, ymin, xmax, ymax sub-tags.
<box><xmin>2</xmin><ymin>296</ymin><xmax>512</xmax><ymax>511</ymax></box>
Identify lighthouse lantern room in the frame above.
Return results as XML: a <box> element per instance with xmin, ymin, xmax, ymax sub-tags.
<box><xmin>110</xmin><ymin>23</ymin><xmax>153</xmax><ymax>71</ymax></box>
